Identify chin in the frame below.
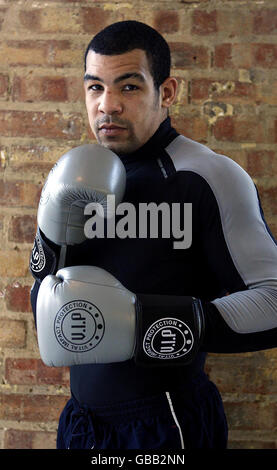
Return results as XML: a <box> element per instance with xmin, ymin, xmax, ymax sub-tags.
<box><xmin>101</xmin><ymin>140</ymin><xmax>138</xmax><ymax>156</ymax></box>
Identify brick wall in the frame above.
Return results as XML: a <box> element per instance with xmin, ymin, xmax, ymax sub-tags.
<box><xmin>0</xmin><ymin>0</ymin><xmax>276</xmax><ymax>450</ymax></box>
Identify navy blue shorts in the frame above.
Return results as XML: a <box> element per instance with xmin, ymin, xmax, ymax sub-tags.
<box><xmin>57</xmin><ymin>374</ymin><xmax>228</xmax><ymax>450</ymax></box>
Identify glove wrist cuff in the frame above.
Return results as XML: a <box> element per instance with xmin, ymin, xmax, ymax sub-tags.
<box><xmin>134</xmin><ymin>294</ymin><xmax>204</xmax><ymax>367</ymax></box>
<box><xmin>29</xmin><ymin>227</ymin><xmax>60</xmax><ymax>283</ymax></box>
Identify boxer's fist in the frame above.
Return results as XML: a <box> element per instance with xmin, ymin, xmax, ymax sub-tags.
<box><xmin>37</xmin><ymin>144</ymin><xmax>126</xmax><ymax>245</ymax></box>
<box><xmin>37</xmin><ymin>266</ymin><xmax>204</xmax><ymax>367</ymax></box>
<box><xmin>37</xmin><ymin>266</ymin><xmax>137</xmax><ymax>366</ymax></box>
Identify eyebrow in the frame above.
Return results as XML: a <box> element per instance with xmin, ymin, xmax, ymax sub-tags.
<box><xmin>83</xmin><ymin>72</ymin><xmax>146</xmax><ymax>84</ymax></box>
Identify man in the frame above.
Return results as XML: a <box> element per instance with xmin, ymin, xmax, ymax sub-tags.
<box><xmin>30</xmin><ymin>21</ymin><xmax>277</xmax><ymax>449</ymax></box>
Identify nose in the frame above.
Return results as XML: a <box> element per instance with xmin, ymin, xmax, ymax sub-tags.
<box><xmin>98</xmin><ymin>90</ymin><xmax>123</xmax><ymax>115</ymax></box>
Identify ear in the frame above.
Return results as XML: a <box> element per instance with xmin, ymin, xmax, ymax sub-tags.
<box><xmin>160</xmin><ymin>77</ymin><xmax>178</xmax><ymax>109</ymax></box>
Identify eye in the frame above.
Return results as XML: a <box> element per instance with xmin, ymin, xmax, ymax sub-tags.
<box><xmin>122</xmin><ymin>84</ymin><xmax>139</xmax><ymax>92</ymax></box>
<box><xmin>87</xmin><ymin>84</ymin><xmax>103</xmax><ymax>92</ymax></box>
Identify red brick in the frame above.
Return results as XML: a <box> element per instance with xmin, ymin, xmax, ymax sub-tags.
<box><xmin>224</xmin><ymin>82</ymin><xmax>256</xmax><ymax>102</ymax></box>
<box><xmin>0</xmin><ymin>180</ymin><xmax>40</xmax><ymax>208</ymax></box>
<box><xmin>1</xmin><ymin>40</ymin><xmax>81</xmax><ymax>68</ymax></box>
<box><xmin>0</xmin><ymin>110</ymin><xmax>82</xmax><ymax>140</ymax></box>
<box><xmin>8</xmin><ymin>215</ymin><xmax>36</xmax><ymax>243</ymax></box>
<box><xmin>253</xmin><ymin>44</ymin><xmax>277</xmax><ymax>68</ymax></box>
<box><xmin>267</xmin><ymin>118</ymin><xmax>277</xmax><ymax>144</ymax></box>
<box><xmin>229</xmin><ymin>440</ymin><xmax>276</xmax><ymax>449</ymax></box>
<box><xmin>34</xmin><ymin>0</ymin><xmax>90</xmax><ymax>2</ymax></box>
<box><xmin>191</xmin><ymin>79</ymin><xmax>213</xmax><ymax>100</ymax></box>
<box><xmin>5</xmin><ymin>284</ymin><xmax>32</xmax><ymax>312</ymax></box>
<box><xmin>9</xmin><ymin>144</ymin><xmax>69</xmax><ymax>164</ymax></box>
<box><xmin>0</xmin><ymin>250</ymin><xmax>30</xmax><ymax>277</ymax></box>
<box><xmin>15</xmin><ymin>6</ymin><xmax>110</xmax><ymax>35</ymax></box>
<box><xmin>224</xmin><ymin>402</ymin><xmax>276</xmax><ymax>430</ymax></box>
<box><xmin>67</xmin><ymin>76</ymin><xmax>84</xmax><ymax>102</ymax></box>
<box><xmin>191</xmin><ymin>79</ymin><xmax>256</xmax><ymax>103</ymax></box>
<box><xmin>5</xmin><ymin>358</ymin><xmax>70</xmax><ymax>386</ymax></box>
<box><xmin>171</xmin><ymin>115</ymin><xmax>208</xmax><ymax>143</ymax></box>
<box><xmin>4</xmin><ymin>429</ymin><xmax>33</xmax><ymax>449</ymax></box>
<box><xmin>24</xmin><ymin>395</ymin><xmax>69</xmax><ymax>422</ymax></box>
<box><xmin>258</xmin><ymin>186</ymin><xmax>277</xmax><ymax>216</ymax></box>
<box><xmin>154</xmin><ymin>11</ymin><xmax>179</xmax><ymax>34</ymax></box>
<box><xmin>213</xmin><ymin>116</ymin><xmax>265</xmax><ymax>143</ymax></box>
<box><xmin>5</xmin><ymin>358</ymin><xmax>37</xmax><ymax>385</ymax></box>
<box><xmin>12</xmin><ymin>75</ymin><xmax>83</xmax><ymax>103</ymax></box>
<box><xmin>32</xmin><ymin>431</ymin><xmax>57</xmax><ymax>449</ymax></box>
<box><xmin>232</xmin><ymin>44</ymin><xmax>253</xmax><ymax>68</ymax></box>
<box><xmin>246</xmin><ymin>150</ymin><xmax>277</xmax><ymax>178</ymax></box>
<box><xmin>217</xmin><ymin>9</ymin><xmax>252</xmax><ymax>36</ymax></box>
<box><xmin>9</xmin><ymin>161</ymin><xmax>54</xmax><ymax>179</ymax></box>
<box><xmin>4</xmin><ymin>429</ymin><xmax>57</xmax><ymax>449</ymax></box>
<box><xmin>0</xmin><ymin>320</ymin><xmax>26</xmax><ymax>348</ymax></box>
<box><xmin>19</xmin><ymin>9</ymin><xmax>40</xmax><ymax>31</ymax></box>
<box><xmin>31</xmin><ymin>0</ymin><xmax>87</xmax><ymax>1</ymax></box>
<box><xmin>37</xmin><ymin>361</ymin><xmax>70</xmax><ymax>386</ymax></box>
<box><xmin>170</xmin><ymin>42</ymin><xmax>209</xmax><ymax>69</ymax></box>
<box><xmin>13</xmin><ymin>75</ymin><xmax>66</xmax><ymax>102</ymax></box>
<box><xmin>0</xmin><ymin>180</ymin><xmax>21</xmax><ymax>205</ymax></box>
<box><xmin>192</xmin><ymin>10</ymin><xmax>217</xmax><ymax>35</ymax></box>
<box><xmin>0</xmin><ymin>73</ymin><xmax>9</xmax><ymax>98</ymax></box>
<box><xmin>0</xmin><ymin>394</ymin><xmax>69</xmax><ymax>422</ymax></box>
<box><xmin>254</xmin><ymin>9</ymin><xmax>277</xmax><ymax>34</ymax></box>
<box><xmin>214</xmin><ymin>43</ymin><xmax>253</xmax><ymax>69</ymax></box>
<box><xmin>273</xmin><ymin>119</ymin><xmax>277</xmax><ymax>143</ymax></box>
<box><xmin>256</xmin><ymin>81</ymin><xmax>277</xmax><ymax>105</ymax></box>
<box><xmin>81</xmin><ymin>7</ymin><xmax>110</xmax><ymax>34</ymax></box>
<box><xmin>16</xmin><ymin>7</ymin><xmax>76</xmax><ymax>34</ymax></box>
<box><xmin>214</xmin><ymin>43</ymin><xmax>232</xmax><ymax>68</ymax></box>
<box><xmin>206</xmin><ymin>356</ymin><xmax>277</xmax><ymax>394</ymax></box>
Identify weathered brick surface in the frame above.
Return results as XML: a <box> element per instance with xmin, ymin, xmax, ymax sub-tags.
<box><xmin>4</xmin><ymin>429</ymin><xmax>57</xmax><ymax>450</ymax></box>
<box><xmin>191</xmin><ymin>79</ymin><xmax>257</xmax><ymax>104</ymax></box>
<box><xmin>153</xmin><ymin>11</ymin><xmax>180</xmax><ymax>34</ymax></box>
<box><xmin>170</xmin><ymin>42</ymin><xmax>210</xmax><ymax>69</ymax></box>
<box><xmin>0</xmin><ymin>319</ymin><xmax>26</xmax><ymax>348</ymax></box>
<box><xmin>12</xmin><ymin>75</ymin><xmax>83</xmax><ymax>103</ymax></box>
<box><xmin>213</xmin><ymin>116</ymin><xmax>266</xmax><ymax>143</ymax></box>
<box><xmin>0</xmin><ymin>0</ymin><xmax>276</xmax><ymax>450</ymax></box>
<box><xmin>4</xmin><ymin>284</ymin><xmax>32</xmax><ymax>312</ymax></box>
<box><xmin>0</xmin><ymin>40</ymin><xmax>83</xmax><ymax>68</ymax></box>
<box><xmin>0</xmin><ymin>394</ymin><xmax>69</xmax><ymax>422</ymax></box>
<box><xmin>192</xmin><ymin>10</ymin><xmax>217</xmax><ymax>35</ymax></box>
<box><xmin>0</xmin><ymin>110</ymin><xmax>83</xmax><ymax>140</ymax></box>
<box><xmin>8</xmin><ymin>215</ymin><xmax>37</xmax><ymax>244</ymax></box>
<box><xmin>5</xmin><ymin>358</ymin><xmax>70</xmax><ymax>386</ymax></box>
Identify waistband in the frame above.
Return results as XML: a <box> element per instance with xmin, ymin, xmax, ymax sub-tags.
<box><xmin>71</xmin><ymin>369</ymin><xmax>210</xmax><ymax>425</ymax></box>
<box><xmin>70</xmin><ymin>354</ymin><xmax>207</xmax><ymax>408</ymax></box>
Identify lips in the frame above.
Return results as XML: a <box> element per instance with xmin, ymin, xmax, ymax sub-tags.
<box><xmin>99</xmin><ymin>124</ymin><xmax>125</xmax><ymax>131</ymax></box>
<box><xmin>99</xmin><ymin>124</ymin><xmax>126</xmax><ymax>136</ymax></box>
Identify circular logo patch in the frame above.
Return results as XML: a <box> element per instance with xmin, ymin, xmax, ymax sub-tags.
<box><xmin>54</xmin><ymin>300</ymin><xmax>105</xmax><ymax>353</ymax></box>
<box><xmin>30</xmin><ymin>234</ymin><xmax>46</xmax><ymax>273</ymax></box>
<box><xmin>143</xmin><ymin>317</ymin><xmax>194</xmax><ymax>360</ymax></box>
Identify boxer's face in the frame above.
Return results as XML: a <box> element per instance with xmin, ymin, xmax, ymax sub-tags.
<box><xmin>84</xmin><ymin>49</ymin><xmax>174</xmax><ymax>155</ymax></box>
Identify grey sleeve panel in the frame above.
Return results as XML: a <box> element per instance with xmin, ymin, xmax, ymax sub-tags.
<box><xmin>166</xmin><ymin>135</ymin><xmax>277</xmax><ymax>334</ymax></box>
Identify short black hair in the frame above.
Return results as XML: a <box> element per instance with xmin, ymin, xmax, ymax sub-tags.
<box><xmin>84</xmin><ymin>21</ymin><xmax>171</xmax><ymax>90</ymax></box>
